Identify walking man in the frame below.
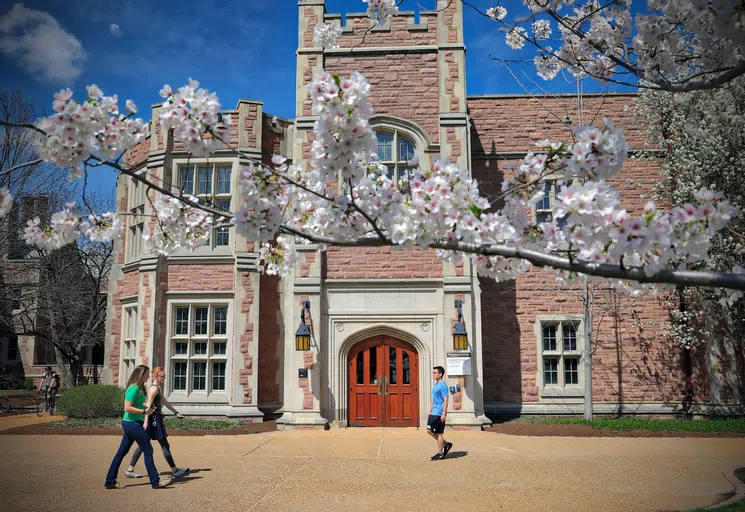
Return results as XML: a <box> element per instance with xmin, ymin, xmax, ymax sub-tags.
<box><xmin>427</xmin><ymin>366</ymin><xmax>453</xmax><ymax>460</ymax></box>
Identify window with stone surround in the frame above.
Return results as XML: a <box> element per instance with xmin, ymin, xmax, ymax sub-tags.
<box><xmin>374</xmin><ymin>130</ymin><xmax>417</xmax><ymax>184</ymax></box>
<box><xmin>5</xmin><ymin>336</ymin><xmax>19</xmax><ymax>362</ymax></box>
<box><xmin>121</xmin><ymin>306</ymin><xmax>138</xmax><ymax>382</ymax></box>
<box><xmin>177</xmin><ymin>163</ymin><xmax>233</xmax><ymax>248</ymax></box>
<box><xmin>536</xmin><ymin>316</ymin><xmax>584</xmax><ymax>399</ymax></box>
<box><xmin>168</xmin><ymin>303</ymin><xmax>230</xmax><ymax>398</ymax></box>
<box><xmin>9</xmin><ymin>286</ymin><xmax>22</xmax><ymax>310</ymax></box>
<box><xmin>126</xmin><ymin>176</ymin><xmax>146</xmax><ymax>262</ymax></box>
<box><xmin>534</xmin><ymin>180</ymin><xmax>568</xmax><ymax>229</ymax></box>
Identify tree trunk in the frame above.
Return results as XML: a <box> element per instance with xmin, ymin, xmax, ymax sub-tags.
<box><xmin>682</xmin><ymin>347</ymin><xmax>694</xmax><ymax>420</ymax></box>
<box><xmin>54</xmin><ymin>348</ymin><xmax>79</xmax><ymax>389</ymax></box>
<box><xmin>584</xmin><ymin>278</ymin><xmax>593</xmax><ymax>421</ymax></box>
<box><xmin>677</xmin><ymin>287</ymin><xmax>694</xmax><ymax>420</ymax></box>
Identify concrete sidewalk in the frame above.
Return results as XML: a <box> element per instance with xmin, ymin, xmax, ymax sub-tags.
<box><xmin>1</xmin><ymin>428</ymin><xmax>743</xmax><ymax>512</ymax></box>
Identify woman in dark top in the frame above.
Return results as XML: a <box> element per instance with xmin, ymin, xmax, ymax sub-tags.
<box><xmin>125</xmin><ymin>367</ymin><xmax>190</xmax><ymax>479</ymax></box>
<box><xmin>104</xmin><ymin>365</ymin><xmax>171</xmax><ymax>489</ymax></box>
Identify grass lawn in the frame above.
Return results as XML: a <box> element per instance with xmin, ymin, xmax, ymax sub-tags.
<box><xmin>535</xmin><ymin>417</ymin><xmax>745</xmax><ymax>434</ymax></box>
<box><xmin>689</xmin><ymin>502</ymin><xmax>745</xmax><ymax>512</ymax></box>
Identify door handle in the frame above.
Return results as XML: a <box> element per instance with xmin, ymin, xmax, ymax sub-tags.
<box><xmin>377</xmin><ymin>376</ymin><xmax>383</xmax><ymax>396</ymax></box>
<box><xmin>384</xmin><ymin>375</ymin><xmax>389</xmax><ymax>396</ymax></box>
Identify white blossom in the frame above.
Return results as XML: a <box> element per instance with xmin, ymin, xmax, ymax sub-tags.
<box><xmin>532</xmin><ymin>19</ymin><xmax>552</xmax><ymax>40</ymax></box>
<box><xmin>0</xmin><ymin>188</ymin><xmax>12</xmax><ymax>219</ymax></box>
<box><xmin>506</xmin><ymin>27</ymin><xmax>527</xmax><ymax>50</ymax></box>
<box><xmin>85</xmin><ymin>212</ymin><xmax>124</xmax><ymax>242</ymax></box>
<box><xmin>37</xmin><ymin>87</ymin><xmax>148</xmax><ymax>179</ymax></box>
<box><xmin>158</xmin><ymin>78</ymin><xmax>231</xmax><ymax>158</ymax></box>
<box><xmin>259</xmin><ymin>236</ymin><xmax>298</xmax><ymax>275</ymax></box>
<box><xmin>364</xmin><ymin>0</ymin><xmax>398</xmax><ymax>26</ymax></box>
<box><xmin>314</xmin><ymin>22</ymin><xmax>343</xmax><ymax>49</ymax></box>
<box><xmin>486</xmin><ymin>6</ymin><xmax>507</xmax><ymax>20</ymax></box>
<box><xmin>143</xmin><ymin>192</ymin><xmax>212</xmax><ymax>255</ymax></box>
<box><xmin>23</xmin><ymin>203</ymin><xmax>80</xmax><ymax>250</ymax></box>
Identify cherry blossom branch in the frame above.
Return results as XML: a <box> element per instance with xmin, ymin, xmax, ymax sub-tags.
<box><xmin>278</xmin><ymin>226</ymin><xmax>745</xmax><ymax>291</ymax></box>
<box><xmin>346</xmin><ymin>178</ymin><xmax>388</xmax><ymax>241</ymax></box>
<box><xmin>87</xmin><ymin>156</ymin><xmax>230</xmax><ymax>219</ymax></box>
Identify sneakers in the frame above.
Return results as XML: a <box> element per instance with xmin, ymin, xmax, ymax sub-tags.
<box><xmin>124</xmin><ymin>470</ymin><xmax>142</xmax><ymax>479</ymax></box>
<box><xmin>153</xmin><ymin>478</ymin><xmax>172</xmax><ymax>489</ymax></box>
<box><xmin>443</xmin><ymin>442</ymin><xmax>453</xmax><ymax>457</ymax></box>
<box><xmin>173</xmin><ymin>467</ymin><xmax>191</xmax><ymax>478</ymax></box>
<box><xmin>105</xmin><ymin>482</ymin><xmax>125</xmax><ymax>489</ymax></box>
<box><xmin>430</xmin><ymin>452</ymin><xmax>444</xmax><ymax>461</ymax></box>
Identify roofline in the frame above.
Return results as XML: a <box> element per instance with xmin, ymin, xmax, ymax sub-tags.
<box><xmin>467</xmin><ymin>92</ymin><xmax>638</xmax><ymax>100</ymax></box>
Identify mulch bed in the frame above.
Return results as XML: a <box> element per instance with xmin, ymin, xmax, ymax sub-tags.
<box><xmin>485</xmin><ymin>423</ymin><xmax>745</xmax><ymax>438</ymax></box>
<box><xmin>0</xmin><ymin>420</ymin><xmax>278</xmax><ymax>436</ymax></box>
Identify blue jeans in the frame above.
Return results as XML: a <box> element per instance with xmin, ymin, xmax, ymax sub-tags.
<box><xmin>105</xmin><ymin>420</ymin><xmax>160</xmax><ymax>488</ymax></box>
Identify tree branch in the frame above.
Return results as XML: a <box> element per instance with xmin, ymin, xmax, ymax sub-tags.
<box><xmin>277</xmin><ymin>225</ymin><xmax>745</xmax><ymax>291</ymax></box>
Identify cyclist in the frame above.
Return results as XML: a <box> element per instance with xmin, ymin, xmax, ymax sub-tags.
<box><xmin>38</xmin><ymin>366</ymin><xmax>60</xmax><ymax>411</ymax></box>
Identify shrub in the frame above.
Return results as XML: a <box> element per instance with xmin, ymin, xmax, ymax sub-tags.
<box><xmin>23</xmin><ymin>378</ymin><xmax>36</xmax><ymax>390</ymax></box>
<box><xmin>0</xmin><ymin>370</ymin><xmax>25</xmax><ymax>390</ymax></box>
<box><xmin>163</xmin><ymin>417</ymin><xmax>240</xmax><ymax>431</ymax></box>
<box><xmin>56</xmin><ymin>385</ymin><xmax>125</xmax><ymax>419</ymax></box>
<box><xmin>77</xmin><ymin>374</ymin><xmax>89</xmax><ymax>386</ymax></box>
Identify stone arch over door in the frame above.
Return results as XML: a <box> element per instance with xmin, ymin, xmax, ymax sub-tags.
<box><xmin>338</xmin><ymin>325</ymin><xmax>430</xmax><ymax>428</ymax></box>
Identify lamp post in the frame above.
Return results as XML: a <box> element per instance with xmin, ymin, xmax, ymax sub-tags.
<box><xmin>295</xmin><ymin>300</ymin><xmax>311</xmax><ymax>351</ymax></box>
<box><xmin>453</xmin><ymin>299</ymin><xmax>468</xmax><ymax>350</ymax></box>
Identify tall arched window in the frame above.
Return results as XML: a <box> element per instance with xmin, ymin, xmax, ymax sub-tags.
<box><xmin>375</xmin><ymin>131</ymin><xmax>417</xmax><ymax>183</ymax></box>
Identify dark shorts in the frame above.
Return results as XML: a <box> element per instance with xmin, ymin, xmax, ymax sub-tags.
<box><xmin>427</xmin><ymin>414</ymin><xmax>446</xmax><ymax>434</ymax></box>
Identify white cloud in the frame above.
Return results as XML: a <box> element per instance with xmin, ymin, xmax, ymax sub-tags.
<box><xmin>109</xmin><ymin>23</ymin><xmax>121</xmax><ymax>36</ymax></box>
<box><xmin>0</xmin><ymin>3</ymin><xmax>86</xmax><ymax>84</ymax></box>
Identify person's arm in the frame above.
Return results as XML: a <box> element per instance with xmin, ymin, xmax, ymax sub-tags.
<box><xmin>123</xmin><ymin>387</ymin><xmax>154</xmax><ymax>416</ymax></box>
<box><xmin>123</xmin><ymin>400</ymin><xmax>151</xmax><ymax>416</ymax></box>
<box><xmin>440</xmin><ymin>381</ymin><xmax>450</xmax><ymax>421</ymax></box>
<box><xmin>160</xmin><ymin>396</ymin><xmax>182</xmax><ymax>418</ymax></box>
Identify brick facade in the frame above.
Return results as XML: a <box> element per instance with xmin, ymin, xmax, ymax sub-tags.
<box><xmin>100</xmin><ymin>1</ymin><xmax>740</xmax><ymax>424</ymax></box>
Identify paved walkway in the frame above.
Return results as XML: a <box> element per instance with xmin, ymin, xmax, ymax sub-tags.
<box><xmin>0</xmin><ymin>412</ymin><xmax>64</xmax><ymax>431</ymax></box>
<box><xmin>1</xmin><ymin>428</ymin><xmax>743</xmax><ymax>512</ymax></box>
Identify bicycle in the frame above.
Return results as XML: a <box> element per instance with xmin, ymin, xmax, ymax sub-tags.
<box><xmin>0</xmin><ymin>395</ymin><xmax>10</xmax><ymax>414</ymax></box>
<box><xmin>36</xmin><ymin>389</ymin><xmax>56</xmax><ymax>417</ymax></box>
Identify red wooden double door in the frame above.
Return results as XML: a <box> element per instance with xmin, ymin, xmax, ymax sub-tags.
<box><xmin>348</xmin><ymin>337</ymin><xmax>419</xmax><ymax>427</ymax></box>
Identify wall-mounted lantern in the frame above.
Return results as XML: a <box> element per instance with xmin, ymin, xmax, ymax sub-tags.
<box><xmin>295</xmin><ymin>300</ymin><xmax>311</xmax><ymax>351</ymax></box>
<box><xmin>453</xmin><ymin>299</ymin><xmax>468</xmax><ymax>350</ymax></box>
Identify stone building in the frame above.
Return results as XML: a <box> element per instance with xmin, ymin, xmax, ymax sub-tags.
<box><xmin>1</xmin><ymin>195</ymin><xmax>105</xmax><ymax>385</ymax></box>
<box><xmin>102</xmin><ymin>0</ymin><xmax>742</xmax><ymax>429</ymax></box>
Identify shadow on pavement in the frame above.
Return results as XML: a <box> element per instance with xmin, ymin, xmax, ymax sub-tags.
<box><xmin>444</xmin><ymin>451</ymin><xmax>468</xmax><ymax>459</ymax></box>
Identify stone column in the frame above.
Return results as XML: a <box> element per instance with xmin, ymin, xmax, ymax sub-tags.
<box><xmin>437</xmin><ymin>0</ymin><xmax>470</xmax><ymax>172</ymax></box>
<box><xmin>442</xmin><ymin>260</ymin><xmax>489</xmax><ymax>430</ymax></box>
<box><xmin>231</xmin><ymin>254</ymin><xmax>264</xmax><ymax>420</ymax></box>
<box><xmin>276</xmin><ymin>244</ymin><xmax>327</xmax><ymax>429</ymax></box>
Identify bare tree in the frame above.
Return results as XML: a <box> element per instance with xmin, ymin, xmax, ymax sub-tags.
<box><xmin>0</xmin><ymin>91</ymin><xmax>75</xmax><ymax>259</ymax></box>
<box><xmin>9</xmin><ymin>193</ymin><xmax>114</xmax><ymax>388</ymax></box>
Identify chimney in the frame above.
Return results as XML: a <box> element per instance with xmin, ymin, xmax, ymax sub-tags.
<box><xmin>20</xmin><ymin>194</ymin><xmax>50</xmax><ymax>225</ymax></box>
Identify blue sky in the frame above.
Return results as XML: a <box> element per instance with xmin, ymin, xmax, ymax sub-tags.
<box><xmin>1</xmin><ymin>0</ymin><xmax>636</xmax><ymax>192</ymax></box>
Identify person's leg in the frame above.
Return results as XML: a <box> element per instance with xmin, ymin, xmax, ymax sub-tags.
<box><xmin>49</xmin><ymin>388</ymin><xmax>57</xmax><ymax>411</ymax></box>
<box><xmin>127</xmin><ymin>446</ymin><xmax>143</xmax><ymax>473</ymax></box>
<box><xmin>436</xmin><ymin>433</ymin><xmax>445</xmax><ymax>453</ymax></box>
<box><xmin>124</xmin><ymin>421</ymin><xmax>161</xmax><ymax>487</ymax></box>
<box><xmin>105</xmin><ymin>426</ymin><xmax>135</xmax><ymax>487</ymax></box>
<box><xmin>158</xmin><ymin>438</ymin><xmax>177</xmax><ymax>469</ymax></box>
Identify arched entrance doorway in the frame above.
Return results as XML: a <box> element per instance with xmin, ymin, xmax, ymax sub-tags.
<box><xmin>347</xmin><ymin>336</ymin><xmax>419</xmax><ymax>427</ymax></box>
